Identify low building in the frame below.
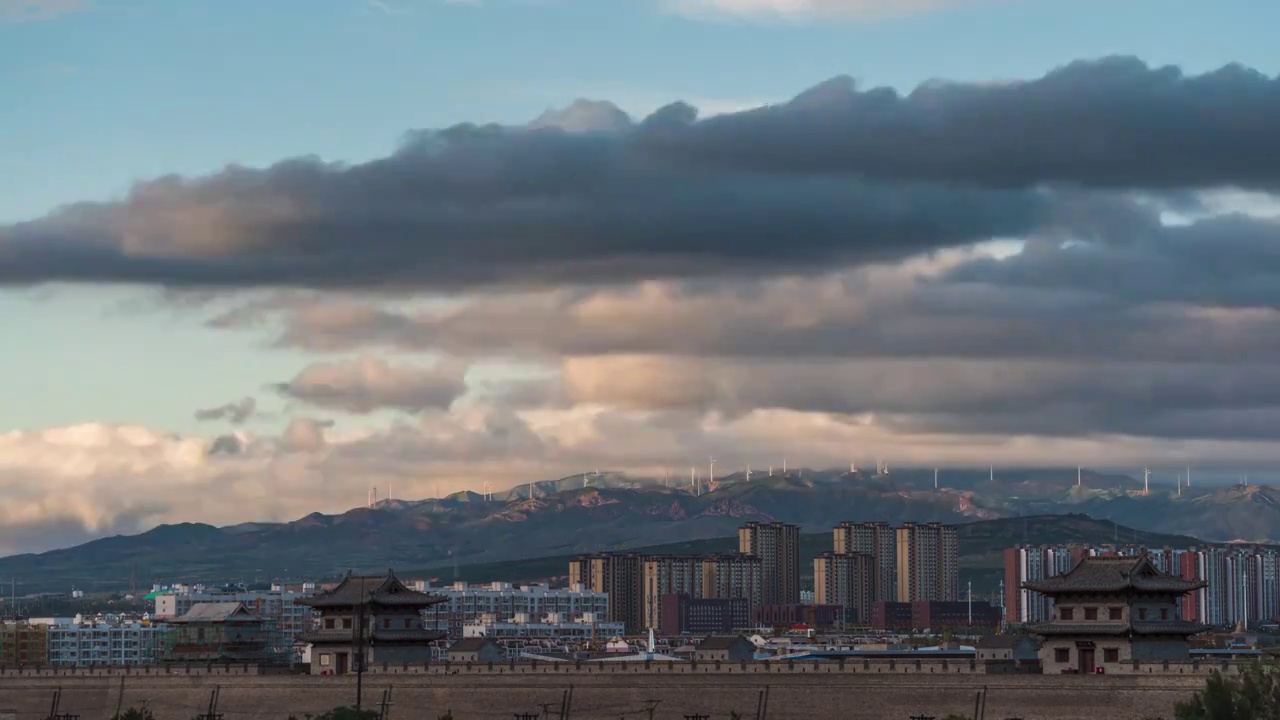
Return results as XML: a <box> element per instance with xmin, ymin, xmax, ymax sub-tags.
<box><xmin>694</xmin><ymin>636</ymin><xmax>755</xmax><ymax>663</ymax></box>
<box><xmin>163</xmin><ymin>602</ymin><xmax>288</xmax><ymax>665</ymax></box>
<box><xmin>658</xmin><ymin>595</ymin><xmax>749</xmax><ymax>636</ymax></box>
<box><xmin>871</xmin><ymin>601</ymin><xmax>915</xmax><ymax>632</ymax></box>
<box><xmin>1023</xmin><ymin>555</ymin><xmax>1208</xmax><ymax>674</ymax></box>
<box><xmin>461</xmin><ymin>612</ymin><xmax>625</xmax><ymax>641</ymax></box>
<box><xmin>0</xmin><ymin>621</ymin><xmax>48</xmax><ymax>668</ymax></box>
<box><xmin>414</xmin><ymin>581</ymin><xmax>611</xmax><ymax>640</ymax></box>
<box><xmin>152</xmin><ymin>583</ymin><xmax>314</xmax><ymax>656</ymax></box>
<box><xmin>44</xmin><ymin>618</ymin><xmax>164</xmax><ymax>667</ymax></box>
<box><xmin>975</xmin><ymin>634</ymin><xmax>1040</xmax><ymax>663</ymax></box>
<box><xmin>447</xmin><ymin>637</ymin><xmax>505</xmax><ymax>664</ymax></box>
<box><xmin>752</xmin><ymin>604</ymin><xmax>842</xmax><ymax>631</ymax></box>
<box><xmin>299</xmin><ymin>571</ymin><xmax>446</xmax><ymax>675</ymax></box>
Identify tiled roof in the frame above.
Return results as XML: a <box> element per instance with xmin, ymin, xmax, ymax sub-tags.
<box><xmin>697</xmin><ymin>636</ymin><xmax>750</xmax><ymax>650</ymax></box>
<box><xmin>299</xmin><ymin>571</ymin><xmax>444</xmax><ymax>609</ymax></box>
<box><xmin>171</xmin><ymin>602</ymin><xmax>260</xmax><ymax>624</ymax></box>
<box><xmin>1025</xmin><ymin>621</ymin><xmax>1209</xmax><ymax>638</ymax></box>
<box><xmin>449</xmin><ymin>637</ymin><xmax>500</xmax><ymax>652</ymax></box>
<box><xmin>1023</xmin><ymin>555</ymin><xmax>1205</xmax><ymax>595</ymax></box>
<box><xmin>975</xmin><ymin>634</ymin><xmax>1035</xmax><ymax>649</ymax></box>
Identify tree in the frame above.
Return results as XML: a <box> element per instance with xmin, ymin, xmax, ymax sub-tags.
<box><xmin>1176</xmin><ymin>663</ymin><xmax>1280</xmax><ymax>720</ymax></box>
<box><xmin>113</xmin><ymin>706</ymin><xmax>155</xmax><ymax>720</ymax></box>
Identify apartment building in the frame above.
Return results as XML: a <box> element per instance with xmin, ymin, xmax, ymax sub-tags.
<box><xmin>895</xmin><ymin>522</ymin><xmax>959</xmax><ymax>602</ymax></box>
<box><xmin>461</xmin><ymin>611</ymin><xmax>625</xmax><ymax>641</ymax></box>
<box><xmin>411</xmin><ymin>581</ymin><xmax>611</xmax><ymax>639</ymax></box>
<box><xmin>833</xmin><ymin>521</ymin><xmax>897</xmax><ymax>602</ymax></box>
<box><xmin>38</xmin><ymin>618</ymin><xmax>164</xmax><ymax>667</ymax></box>
<box><xmin>643</xmin><ymin>556</ymin><xmax>704</xmax><ymax>631</ymax></box>
<box><xmin>814</xmin><ymin>551</ymin><xmax>874</xmax><ymax>624</ymax></box>
<box><xmin>569</xmin><ymin>553</ymin><xmax>644</xmax><ymax>632</ymax></box>
<box><xmin>739</xmin><ymin>522</ymin><xmax>801</xmax><ymax>606</ymax></box>
<box><xmin>151</xmin><ymin>584</ymin><xmax>314</xmax><ymax>648</ymax></box>
<box><xmin>0</xmin><ymin>621</ymin><xmax>49</xmax><ymax>668</ymax></box>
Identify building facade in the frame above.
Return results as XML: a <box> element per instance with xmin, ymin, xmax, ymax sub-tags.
<box><xmin>814</xmin><ymin>551</ymin><xmax>874</xmax><ymax>625</ymax></box>
<box><xmin>833</xmin><ymin>522</ymin><xmax>897</xmax><ymax>602</ymax></box>
<box><xmin>461</xmin><ymin>613</ymin><xmax>624</xmax><ymax>641</ymax></box>
<box><xmin>871</xmin><ymin>601</ymin><xmax>1001</xmax><ymax>632</ymax></box>
<box><xmin>895</xmin><ymin>522</ymin><xmax>959</xmax><ymax>602</ymax></box>
<box><xmin>413</xmin><ymin>582</ymin><xmax>610</xmax><ymax>639</ymax></box>
<box><xmin>569</xmin><ymin>553</ymin><xmax>644</xmax><ymax>633</ymax></box>
<box><xmin>152</xmin><ymin>584</ymin><xmax>314</xmax><ymax>654</ymax></box>
<box><xmin>0</xmin><ymin>622</ymin><xmax>48</xmax><ymax>668</ymax></box>
<box><xmin>1024</xmin><ymin>555</ymin><xmax>1208</xmax><ymax>674</ymax></box>
<box><xmin>44</xmin><ymin>620</ymin><xmax>163</xmax><ymax>667</ymax></box>
<box><xmin>299</xmin><ymin>571</ymin><xmax>446</xmax><ymax>675</ymax></box>
<box><xmin>643</xmin><ymin>556</ymin><xmax>705</xmax><ymax>631</ymax></box>
<box><xmin>163</xmin><ymin>602</ymin><xmax>289</xmax><ymax>665</ymax></box>
<box><xmin>700</xmin><ymin>554</ymin><xmax>763</xmax><ymax>610</ymax></box>
<box><xmin>739</xmin><ymin>522</ymin><xmax>801</xmax><ymax>606</ymax></box>
<box><xmin>658</xmin><ymin>595</ymin><xmax>750</xmax><ymax>636</ymax></box>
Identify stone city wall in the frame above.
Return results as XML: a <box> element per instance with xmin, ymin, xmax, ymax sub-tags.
<box><xmin>0</xmin><ymin>666</ymin><xmax>1219</xmax><ymax>720</ymax></box>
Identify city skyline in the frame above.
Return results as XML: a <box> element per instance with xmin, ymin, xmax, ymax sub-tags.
<box><xmin>4</xmin><ymin>0</ymin><xmax>1280</xmax><ymax>557</ymax></box>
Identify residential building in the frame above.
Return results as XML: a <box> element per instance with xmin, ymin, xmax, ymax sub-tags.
<box><xmin>42</xmin><ymin>618</ymin><xmax>163</xmax><ymax>667</ymax></box>
<box><xmin>1024</xmin><ymin>555</ymin><xmax>1208</xmax><ymax>673</ymax></box>
<box><xmin>570</xmin><ymin>553</ymin><xmax>644</xmax><ymax>633</ymax></box>
<box><xmin>700</xmin><ymin>554</ymin><xmax>763</xmax><ymax>610</ymax></box>
<box><xmin>412</xmin><ymin>581</ymin><xmax>610</xmax><ymax>639</ymax></box>
<box><xmin>643</xmin><ymin>556</ymin><xmax>704</xmax><ymax>630</ymax></box>
<box><xmin>739</xmin><ymin>522</ymin><xmax>801</xmax><ymax>606</ymax></box>
<box><xmin>152</xmin><ymin>584</ymin><xmax>314</xmax><ymax>651</ymax></box>
<box><xmin>447</xmin><ymin>637</ymin><xmax>505</xmax><ymax>663</ymax></box>
<box><xmin>658</xmin><ymin>595</ymin><xmax>749</xmax><ymax>636</ymax></box>
<box><xmin>299</xmin><ymin>571</ymin><xmax>446</xmax><ymax>675</ymax></box>
<box><xmin>871</xmin><ymin>601</ymin><xmax>1000</xmax><ymax>631</ymax></box>
<box><xmin>895</xmin><ymin>522</ymin><xmax>959</xmax><ymax>602</ymax></box>
<box><xmin>694</xmin><ymin>636</ymin><xmax>755</xmax><ymax>663</ymax></box>
<box><xmin>0</xmin><ymin>621</ymin><xmax>48</xmax><ymax>668</ymax></box>
<box><xmin>814</xmin><ymin>551</ymin><xmax>874</xmax><ymax>625</ymax></box>
<box><xmin>163</xmin><ymin>602</ymin><xmax>289</xmax><ymax>665</ymax></box>
<box><xmin>833</xmin><ymin>521</ymin><xmax>897</xmax><ymax>602</ymax></box>
<box><xmin>461</xmin><ymin>612</ymin><xmax>624</xmax><ymax>641</ymax></box>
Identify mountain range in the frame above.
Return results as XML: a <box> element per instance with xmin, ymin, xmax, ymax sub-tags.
<box><xmin>2</xmin><ymin>467</ymin><xmax>1275</xmax><ymax>593</ymax></box>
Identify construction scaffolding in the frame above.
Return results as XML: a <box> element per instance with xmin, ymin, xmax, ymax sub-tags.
<box><xmin>161</xmin><ymin>602</ymin><xmax>290</xmax><ymax>666</ymax></box>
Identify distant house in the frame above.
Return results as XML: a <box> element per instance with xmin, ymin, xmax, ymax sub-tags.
<box><xmin>695</xmin><ymin>636</ymin><xmax>755</xmax><ymax>663</ymax></box>
<box><xmin>448</xmin><ymin>637</ymin><xmax>506</xmax><ymax>664</ymax></box>
<box><xmin>164</xmin><ymin>602</ymin><xmax>287</xmax><ymax>665</ymax></box>
<box><xmin>976</xmin><ymin>634</ymin><xmax>1039</xmax><ymax>663</ymax></box>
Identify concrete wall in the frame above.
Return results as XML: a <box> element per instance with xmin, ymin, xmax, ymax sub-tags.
<box><xmin>0</xmin><ymin>667</ymin><xmax>1219</xmax><ymax>720</ymax></box>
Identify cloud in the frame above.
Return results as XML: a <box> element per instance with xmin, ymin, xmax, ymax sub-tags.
<box><xmin>194</xmin><ymin>397</ymin><xmax>258</xmax><ymax>424</ymax></box>
<box><xmin>7</xmin><ymin>58</ymin><xmax>1275</xmax><ymax>291</ymax></box>
<box><xmin>275</xmin><ymin>356</ymin><xmax>468</xmax><ymax>414</ymax></box>
<box><xmin>0</xmin><ymin>0</ymin><xmax>88</xmax><ymax>23</ymax></box>
<box><xmin>663</xmin><ymin>0</ymin><xmax>996</xmax><ymax>21</ymax></box>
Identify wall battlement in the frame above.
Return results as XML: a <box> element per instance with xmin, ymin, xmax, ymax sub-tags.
<box><xmin>0</xmin><ymin>666</ymin><xmax>1218</xmax><ymax>720</ymax></box>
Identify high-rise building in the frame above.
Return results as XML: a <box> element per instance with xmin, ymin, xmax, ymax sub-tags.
<box><xmin>895</xmin><ymin>522</ymin><xmax>959</xmax><ymax>602</ymax></box>
<box><xmin>814</xmin><ymin>551</ymin><xmax>874</xmax><ymax>624</ymax></box>
<box><xmin>569</xmin><ymin>553</ymin><xmax>644</xmax><ymax>633</ymax></box>
<box><xmin>643</xmin><ymin>556</ymin><xmax>704</xmax><ymax>630</ymax></box>
<box><xmin>700</xmin><ymin>554</ymin><xmax>763</xmax><ymax>609</ymax></box>
<box><xmin>833</xmin><ymin>521</ymin><xmax>897</xmax><ymax>602</ymax></box>
<box><xmin>739</xmin><ymin>522</ymin><xmax>801</xmax><ymax>605</ymax></box>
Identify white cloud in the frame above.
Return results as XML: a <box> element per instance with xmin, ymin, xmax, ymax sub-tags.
<box><xmin>662</xmin><ymin>0</ymin><xmax>996</xmax><ymax>20</ymax></box>
<box><xmin>0</xmin><ymin>0</ymin><xmax>88</xmax><ymax>22</ymax></box>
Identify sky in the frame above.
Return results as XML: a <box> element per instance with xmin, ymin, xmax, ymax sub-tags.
<box><xmin>2</xmin><ymin>0</ymin><xmax>1280</xmax><ymax>554</ymax></box>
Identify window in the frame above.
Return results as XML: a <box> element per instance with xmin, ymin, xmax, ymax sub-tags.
<box><xmin>342</xmin><ymin>618</ymin><xmax>352</xmax><ymax>629</ymax></box>
<box><xmin>383</xmin><ymin>618</ymin><xmax>391</xmax><ymax>629</ymax></box>
<box><xmin>405</xmin><ymin>618</ymin><xmax>414</xmax><ymax>629</ymax></box>
<box><xmin>1161</xmin><ymin>608</ymin><xmax>1169</xmax><ymax>620</ymax></box>
<box><xmin>325</xmin><ymin>618</ymin><xmax>335</xmax><ymax>629</ymax></box>
<box><xmin>1060</xmin><ymin>608</ymin><xmax>1074</xmax><ymax>621</ymax></box>
<box><xmin>1138</xmin><ymin>608</ymin><xmax>1148</xmax><ymax>620</ymax></box>
<box><xmin>320</xmin><ymin>654</ymin><xmax>331</xmax><ymax>666</ymax></box>
<box><xmin>1109</xmin><ymin>607</ymin><xmax>1123</xmax><ymax>621</ymax></box>
<box><xmin>1055</xmin><ymin>648</ymin><xmax>1070</xmax><ymax>663</ymax></box>
<box><xmin>1104</xmin><ymin>648</ymin><xmax>1119</xmax><ymax>663</ymax></box>
<box><xmin>1084</xmin><ymin>608</ymin><xmax>1098</xmax><ymax>620</ymax></box>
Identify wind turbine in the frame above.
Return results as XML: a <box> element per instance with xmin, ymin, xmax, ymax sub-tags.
<box><xmin>746</xmin><ymin>465</ymin><xmax>753</xmax><ymax>482</ymax></box>
<box><xmin>1077</xmin><ymin>466</ymin><xmax>1082</xmax><ymax>488</ymax></box>
<box><xmin>1143</xmin><ymin>468</ymin><xmax>1150</xmax><ymax>495</ymax></box>
<box><xmin>934</xmin><ymin>468</ymin><xmax>939</xmax><ymax>490</ymax></box>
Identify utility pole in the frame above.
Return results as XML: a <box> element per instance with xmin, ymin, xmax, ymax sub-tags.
<box><xmin>378</xmin><ymin>687</ymin><xmax>395</xmax><ymax>720</ymax></box>
<box><xmin>355</xmin><ymin>575</ymin><xmax>368</xmax><ymax>712</ymax></box>
<box><xmin>642</xmin><ymin>700</ymin><xmax>660</xmax><ymax>720</ymax></box>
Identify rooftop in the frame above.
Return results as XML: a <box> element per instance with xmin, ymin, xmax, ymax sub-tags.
<box><xmin>300</xmin><ymin>571</ymin><xmax>445</xmax><ymax>609</ymax></box>
<box><xmin>171</xmin><ymin>602</ymin><xmax>260</xmax><ymax>624</ymax></box>
<box><xmin>1023</xmin><ymin>555</ymin><xmax>1205</xmax><ymax>595</ymax></box>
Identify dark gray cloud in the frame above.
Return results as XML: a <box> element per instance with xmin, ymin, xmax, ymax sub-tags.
<box><xmin>275</xmin><ymin>357</ymin><xmax>468</xmax><ymax>414</ymax></box>
<box><xmin>6</xmin><ymin>56</ymin><xmax>1256</xmax><ymax>292</ymax></box>
<box><xmin>643</xmin><ymin>57</ymin><xmax>1280</xmax><ymax>190</ymax></box>
<box><xmin>194</xmin><ymin>396</ymin><xmax>257</xmax><ymax>424</ymax></box>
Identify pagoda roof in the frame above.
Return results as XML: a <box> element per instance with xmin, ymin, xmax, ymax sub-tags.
<box><xmin>299</xmin><ymin>570</ymin><xmax>444</xmax><ymax>609</ymax></box>
<box><xmin>1026</xmin><ymin>620</ymin><xmax>1210</xmax><ymax>638</ymax></box>
<box><xmin>1023</xmin><ymin>555</ymin><xmax>1205</xmax><ymax>595</ymax></box>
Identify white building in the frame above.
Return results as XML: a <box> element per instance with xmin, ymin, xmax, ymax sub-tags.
<box><xmin>410</xmin><ymin>582</ymin><xmax>611</xmax><ymax>639</ymax></box>
<box><xmin>36</xmin><ymin>616</ymin><xmax>165</xmax><ymax>667</ymax></box>
<box><xmin>461</xmin><ymin>611</ymin><xmax>625</xmax><ymax>642</ymax></box>
<box><xmin>150</xmin><ymin>583</ymin><xmax>314</xmax><ymax>658</ymax></box>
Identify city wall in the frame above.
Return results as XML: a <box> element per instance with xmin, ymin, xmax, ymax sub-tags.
<box><xmin>0</xmin><ymin>663</ymin><xmax>1219</xmax><ymax>720</ymax></box>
